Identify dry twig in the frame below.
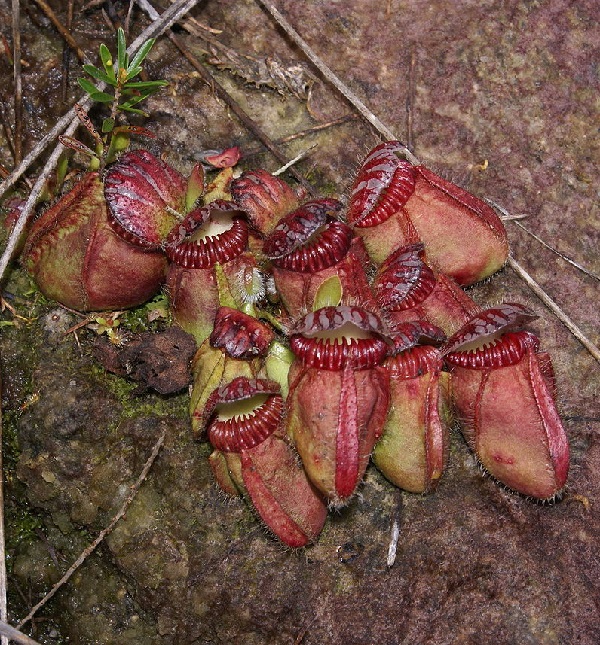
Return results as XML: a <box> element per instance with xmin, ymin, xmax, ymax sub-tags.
<box><xmin>16</xmin><ymin>427</ymin><xmax>167</xmax><ymax>629</ymax></box>
<box><xmin>486</xmin><ymin>198</ymin><xmax>600</xmax><ymax>283</ymax></box>
<box><xmin>11</xmin><ymin>0</ymin><xmax>22</xmax><ymax>166</ymax></box>
<box><xmin>507</xmin><ymin>256</ymin><xmax>600</xmax><ymax>364</ymax></box>
<box><xmin>512</xmin><ymin>220</ymin><xmax>600</xmax><ymax>283</ymax></box>
<box><xmin>0</xmin><ymin>620</ymin><xmax>41</xmax><ymax>645</ymax></box>
<box><xmin>0</xmin><ymin>374</ymin><xmax>7</xmax><ymax>645</ymax></box>
<box><xmin>31</xmin><ymin>0</ymin><xmax>88</xmax><ymax>64</ymax></box>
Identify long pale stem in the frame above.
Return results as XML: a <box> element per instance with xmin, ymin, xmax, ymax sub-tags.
<box><xmin>508</xmin><ymin>256</ymin><xmax>600</xmax><ymax>363</ymax></box>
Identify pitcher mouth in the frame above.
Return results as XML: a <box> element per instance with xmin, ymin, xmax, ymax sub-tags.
<box><xmin>205</xmin><ymin>378</ymin><xmax>283</xmax><ymax>452</ymax></box>
<box><xmin>442</xmin><ymin>303</ymin><xmax>539</xmax><ymax>368</ymax></box>
<box><xmin>165</xmin><ymin>200</ymin><xmax>248</xmax><ymax>268</ymax></box>
<box><xmin>290</xmin><ymin>306</ymin><xmax>389</xmax><ymax>370</ymax></box>
<box><xmin>444</xmin><ymin>330</ymin><xmax>538</xmax><ymax>369</ymax></box>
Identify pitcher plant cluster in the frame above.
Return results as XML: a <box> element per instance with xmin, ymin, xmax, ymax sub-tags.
<box><xmin>19</xmin><ymin>31</ymin><xmax>569</xmax><ymax>548</ymax></box>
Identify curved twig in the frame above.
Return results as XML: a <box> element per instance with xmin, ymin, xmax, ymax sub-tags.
<box><xmin>16</xmin><ymin>427</ymin><xmax>167</xmax><ymax>630</ymax></box>
<box><xmin>512</xmin><ymin>220</ymin><xmax>600</xmax><ymax>282</ymax></box>
<box><xmin>486</xmin><ymin>198</ymin><xmax>600</xmax><ymax>283</ymax></box>
<box><xmin>508</xmin><ymin>256</ymin><xmax>600</xmax><ymax>363</ymax></box>
<box><xmin>0</xmin><ymin>620</ymin><xmax>41</xmax><ymax>645</ymax></box>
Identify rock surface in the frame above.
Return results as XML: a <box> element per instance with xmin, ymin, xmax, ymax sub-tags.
<box><xmin>0</xmin><ymin>0</ymin><xmax>598</xmax><ymax>643</ymax></box>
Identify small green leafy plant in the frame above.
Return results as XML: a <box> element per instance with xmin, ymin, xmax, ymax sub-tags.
<box><xmin>60</xmin><ymin>28</ymin><xmax>168</xmax><ymax>169</ymax></box>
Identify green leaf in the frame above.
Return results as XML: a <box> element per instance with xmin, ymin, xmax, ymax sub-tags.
<box><xmin>83</xmin><ymin>64</ymin><xmax>115</xmax><ymax>86</ymax></box>
<box><xmin>265</xmin><ymin>340</ymin><xmax>295</xmax><ymax>399</ymax></box>
<box><xmin>126</xmin><ymin>38</ymin><xmax>156</xmax><ymax>77</ymax></box>
<box><xmin>99</xmin><ymin>43</ymin><xmax>112</xmax><ymax>67</ymax></box>
<box><xmin>313</xmin><ymin>275</ymin><xmax>343</xmax><ymax>310</ymax></box>
<box><xmin>90</xmin><ymin>91</ymin><xmax>116</xmax><ymax>103</ymax></box>
<box><xmin>117</xmin><ymin>105</ymin><xmax>149</xmax><ymax>116</ymax></box>
<box><xmin>215</xmin><ymin>263</ymin><xmax>237</xmax><ymax>309</ymax></box>
<box><xmin>99</xmin><ymin>44</ymin><xmax>116</xmax><ymax>82</ymax></box>
<box><xmin>111</xmin><ymin>131</ymin><xmax>131</xmax><ymax>153</ymax></box>
<box><xmin>56</xmin><ymin>150</ymin><xmax>70</xmax><ymax>188</ymax></box>
<box><xmin>119</xmin><ymin>98</ymin><xmax>144</xmax><ymax>109</ymax></box>
<box><xmin>105</xmin><ymin>130</ymin><xmax>131</xmax><ymax>164</ymax></box>
<box><xmin>116</xmin><ymin>27</ymin><xmax>128</xmax><ymax>71</ymax></box>
<box><xmin>185</xmin><ymin>163</ymin><xmax>205</xmax><ymax>212</ymax></box>
<box><xmin>102</xmin><ymin>117</ymin><xmax>115</xmax><ymax>133</ymax></box>
<box><xmin>119</xmin><ymin>91</ymin><xmax>160</xmax><ymax>107</ymax></box>
<box><xmin>124</xmin><ymin>66</ymin><xmax>143</xmax><ymax>80</ymax></box>
<box><xmin>122</xmin><ymin>80</ymin><xmax>169</xmax><ymax>90</ymax></box>
<box><xmin>77</xmin><ymin>77</ymin><xmax>100</xmax><ymax>95</ymax></box>
<box><xmin>119</xmin><ymin>92</ymin><xmax>152</xmax><ymax>108</ymax></box>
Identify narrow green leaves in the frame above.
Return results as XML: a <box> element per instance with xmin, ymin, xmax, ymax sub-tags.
<box><xmin>77</xmin><ymin>29</ymin><xmax>166</xmax><ymax>110</ymax></box>
<box><xmin>73</xmin><ymin>28</ymin><xmax>167</xmax><ymax>166</ymax></box>
<box><xmin>116</xmin><ymin>27</ymin><xmax>128</xmax><ymax>72</ymax></box>
<box><xmin>82</xmin><ymin>64</ymin><xmax>115</xmax><ymax>85</ymax></box>
<box><xmin>102</xmin><ymin>117</ymin><xmax>115</xmax><ymax>133</ymax></box>
<box><xmin>122</xmin><ymin>80</ymin><xmax>169</xmax><ymax>90</ymax></box>
<box><xmin>98</xmin><ymin>43</ymin><xmax>116</xmax><ymax>82</ymax></box>
<box><xmin>77</xmin><ymin>77</ymin><xmax>99</xmax><ymax>95</ymax></box>
<box><xmin>126</xmin><ymin>38</ymin><xmax>157</xmax><ymax>78</ymax></box>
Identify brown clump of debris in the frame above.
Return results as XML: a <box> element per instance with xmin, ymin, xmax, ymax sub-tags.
<box><xmin>93</xmin><ymin>326</ymin><xmax>197</xmax><ymax>394</ymax></box>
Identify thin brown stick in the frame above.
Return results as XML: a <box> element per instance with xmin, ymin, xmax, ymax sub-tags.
<box><xmin>507</xmin><ymin>256</ymin><xmax>600</xmax><ymax>363</ymax></box>
<box><xmin>282</xmin><ymin>114</ymin><xmax>358</xmax><ymax>139</ymax></box>
<box><xmin>241</xmin><ymin>114</ymin><xmax>358</xmax><ymax>159</ymax></box>
<box><xmin>12</xmin><ymin>0</ymin><xmax>23</xmax><ymax>166</ymax></box>
<box><xmin>486</xmin><ymin>198</ymin><xmax>600</xmax><ymax>282</ymax></box>
<box><xmin>0</xmin><ymin>621</ymin><xmax>42</xmax><ymax>645</ymax></box>
<box><xmin>31</xmin><ymin>0</ymin><xmax>88</xmax><ymax>64</ymax></box>
<box><xmin>136</xmin><ymin>0</ymin><xmax>317</xmax><ymax>196</ymax></box>
<box><xmin>60</xmin><ymin>0</ymin><xmax>76</xmax><ymax>102</ymax></box>
<box><xmin>253</xmin><ymin>0</ymin><xmax>420</xmax><ymax>165</ymax></box>
<box><xmin>0</xmin><ymin>94</ymin><xmax>16</xmax><ymax>162</ymax></box>
<box><xmin>16</xmin><ymin>427</ymin><xmax>167</xmax><ymax>629</ymax></box>
<box><xmin>0</xmin><ymin>373</ymin><xmax>7</xmax><ymax>645</ymax></box>
<box><xmin>177</xmin><ymin>13</ymin><xmax>223</xmax><ymax>36</ymax></box>
<box><xmin>512</xmin><ymin>220</ymin><xmax>600</xmax><ymax>282</ymax></box>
